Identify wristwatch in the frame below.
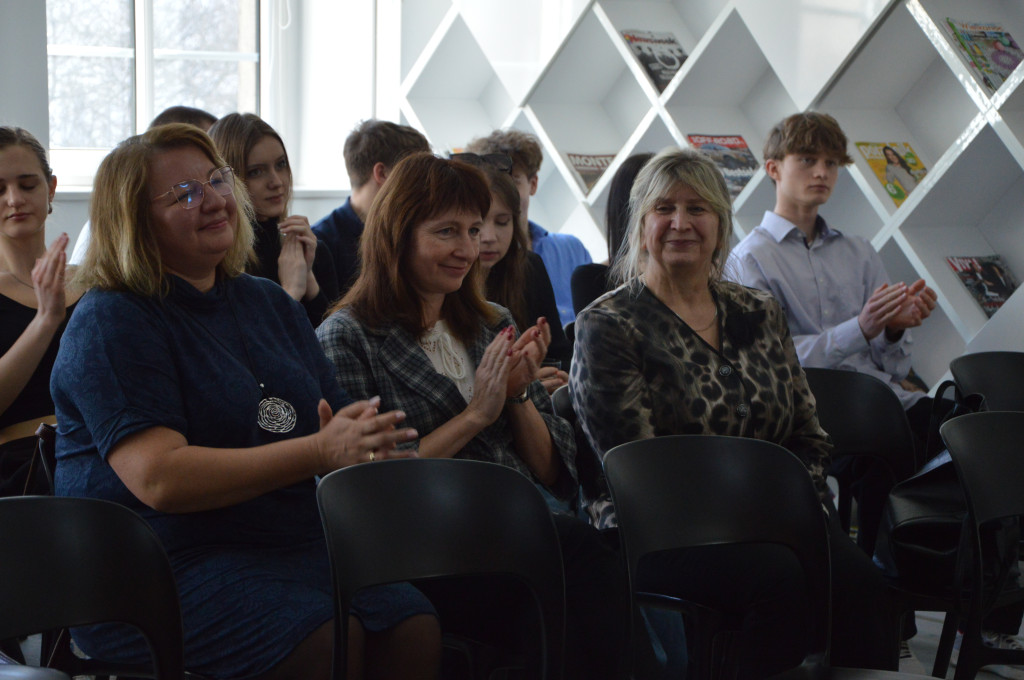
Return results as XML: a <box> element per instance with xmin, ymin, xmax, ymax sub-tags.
<box><xmin>506</xmin><ymin>387</ymin><xmax>530</xmax><ymax>404</ymax></box>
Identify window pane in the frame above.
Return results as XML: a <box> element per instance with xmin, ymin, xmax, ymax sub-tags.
<box><xmin>153</xmin><ymin>0</ymin><xmax>258</xmax><ymax>53</ymax></box>
<box><xmin>154</xmin><ymin>59</ymin><xmax>257</xmax><ymax>118</ymax></box>
<box><xmin>47</xmin><ymin>0</ymin><xmax>132</xmax><ymax>48</ymax></box>
<box><xmin>48</xmin><ymin>56</ymin><xmax>134</xmax><ymax>148</ymax></box>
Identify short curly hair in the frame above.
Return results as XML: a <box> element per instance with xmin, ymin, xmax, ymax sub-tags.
<box><xmin>465</xmin><ymin>129</ymin><xmax>544</xmax><ymax>178</ymax></box>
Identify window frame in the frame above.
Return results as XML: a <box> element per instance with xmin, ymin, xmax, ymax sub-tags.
<box><xmin>47</xmin><ymin>0</ymin><xmax>262</xmax><ymax>187</ymax></box>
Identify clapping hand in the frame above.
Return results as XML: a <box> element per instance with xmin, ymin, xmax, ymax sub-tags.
<box><xmin>314</xmin><ymin>397</ymin><xmax>418</xmax><ymax>473</ymax></box>
<box><xmin>506</xmin><ymin>317</ymin><xmax>552</xmax><ymax>399</ymax></box>
<box><xmin>33</xmin><ymin>233</ymin><xmax>69</xmax><ymax>325</ymax></box>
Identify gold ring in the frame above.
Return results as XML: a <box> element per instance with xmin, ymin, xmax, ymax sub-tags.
<box><xmin>368</xmin><ymin>450</ymin><xmax>376</xmax><ymax>462</ymax></box>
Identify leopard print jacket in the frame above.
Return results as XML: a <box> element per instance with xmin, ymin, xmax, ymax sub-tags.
<box><xmin>569</xmin><ymin>280</ymin><xmax>832</xmax><ymax>527</ymax></box>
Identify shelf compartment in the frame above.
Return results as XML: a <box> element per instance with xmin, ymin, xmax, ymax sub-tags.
<box><xmin>597</xmin><ymin>0</ymin><xmax>704</xmax><ymax>97</ymax></box>
<box><xmin>816</xmin><ymin>1</ymin><xmax>979</xmax><ymax>203</ymax></box>
<box><xmin>526</xmin><ymin>9</ymin><xmax>651</xmax><ymax>158</ymax></box>
<box><xmin>457</xmin><ymin>0</ymin><xmax>590</xmax><ymax>105</ymax></box>
<box><xmin>586</xmin><ymin>112</ymin><xmax>678</xmax><ymax>240</ymax></box>
<box><xmin>910</xmin><ymin>0</ymin><xmax>1024</xmax><ymax>102</ymax></box>
<box><xmin>897</xmin><ymin>123</ymin><xmax>1024</xmax><ymax>340</ymax></box>
<box><xmin>404</xmin><ymin>15</ymin><xmax>516</xmax><ymax>152</ymax></box>
<box><xmin>663</xmin><ymin>9</ymin><xmax>797</xmax><ymax>166</ymax></box>
<box><xmin>878</xmin><ymin>237</ymin><xmax>964</xmax><ymax>387</ymax></box>
<box><xmin>508</xmin><ymin>110</ymin><xmax>595</xmax><ymax>255</ymax></box>
<box><xmin>400</xmin><ymin>0</ymin><xmax>452</xmax><ymax>82</ymax></box>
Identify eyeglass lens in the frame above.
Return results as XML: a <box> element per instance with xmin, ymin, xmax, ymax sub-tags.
<box><xmin>173</xmin><ymin>167</ymin><xmax>234</xmax><ymax>209</ymax></box>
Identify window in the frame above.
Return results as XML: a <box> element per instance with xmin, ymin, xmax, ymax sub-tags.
<box><xmin>46</xmin><ymin>0</ymin><xmax>258</xmax><ymax>183</ymax></box>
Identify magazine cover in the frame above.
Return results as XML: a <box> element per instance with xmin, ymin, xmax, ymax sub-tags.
<box><xmin>946</xmin><ymin>255</ymin><xmax>1019</xmax><ymax>318</ymax></box>
<box><xmin>566</xmin><ymin>153</ymin><xmax>615</xmax><ymax>193</ymax></box>
<box><xmin>687</xmin><ymin>134</ymin><xmax>759</xmax><ymax>201</ymax></box>
<box><xmin>620</xmin><ymin>29</ymin><xmax>687</xmax><ymax>93</ymax></box>
<box><xmin>855</xmin><ymin>142</ymin><xmax>928</xmax><ymax>207</ymax></box>
<box><xmin>944</xmin><ymin>18</ymin><xmax>1024</xmax><ymax>93</ymax></box>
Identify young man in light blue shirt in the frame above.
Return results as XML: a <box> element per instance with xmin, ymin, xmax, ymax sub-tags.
<box><xmin>726</xmin><ymin>112</ymin><xmax>940</xmax><ymax>555</ymax></box>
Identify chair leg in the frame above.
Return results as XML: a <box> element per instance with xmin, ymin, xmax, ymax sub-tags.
<box><xmin>953</xmin><ymin>617</ymin><xmax>984</xmax><ymax>680</ymax></box>
<box><xmin>932</xmin><ymin>613</ymin><xmax>958</xmax><ymax>678</ymax></box>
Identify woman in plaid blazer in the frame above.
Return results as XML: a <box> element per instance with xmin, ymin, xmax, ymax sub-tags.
<box><xmin>315</xmin><ymin>152</ymin><xmax>631</xmax><ymax>680</ymax></box>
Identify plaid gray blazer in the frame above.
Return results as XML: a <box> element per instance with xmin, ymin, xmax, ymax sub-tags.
<box><xmin>316</xmin><ymin>304</ymin><xmax>578</xmax><ymax>500</ymax></box>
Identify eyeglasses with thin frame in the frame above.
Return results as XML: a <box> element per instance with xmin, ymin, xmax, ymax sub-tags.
<box><xmin>153</xmin><ymin>166</ymin><xmax>235</xmax><ymax>210</ymax></box>
<box><xmin>449</xmin><ymin>152</ymin><xmax>513</xmax><ymax>174</ymax></box>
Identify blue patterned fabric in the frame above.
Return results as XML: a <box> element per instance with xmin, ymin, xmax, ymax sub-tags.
<box><xmin>52</xmin><ymin>274</ymin><xmax>434</xmax><ymax>678</ymax></box>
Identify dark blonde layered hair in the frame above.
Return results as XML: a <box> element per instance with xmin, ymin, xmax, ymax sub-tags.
<box><xmin>480</xmin><ymin>167</ymin><xmax>529</xmax><ymax>331</ymax></box>
<box><xmin>333</xmin><ymin>152</ymin><xmax>497</xmax><ymax>344</ymax></box>
<box><xmin>76</xmin><ymin>123</ymin><xmax>254</xmax><ymax>296</ymax></box>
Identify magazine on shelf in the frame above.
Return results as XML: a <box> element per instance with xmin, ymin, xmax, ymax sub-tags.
<box><xmin>566</xmin><ymin>152</ymin><xmax>615</xmax><ymax>193</ymax></box>
<box><xmin>687</xmin><ymin>134</ymin><xmax>759</xmax><ymax>201</ymax></box>
<box><xmin>943</xmin><ymin>18</ymin><xmax>1024</xmax><ymax>94</ymax></box>
<box><xmin>946</xmin><ymin>255</ymin><xmax>1019</xmax><ymax>318</ymax></box>
<box><xmin>620</xmin><ymin>29</ymin><xmax>687</xmax><ymax>93</ymax></box>
<box><xmin>855</xmin><ymin>141</ymin><xmax>928</xmax><ymax>208</ymax></box>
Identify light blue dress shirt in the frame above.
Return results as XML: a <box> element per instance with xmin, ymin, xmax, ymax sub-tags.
<box><xmin>726</xmin><ymin>211</ymin><xmax>925</xmax><ymax>409</ymax></box>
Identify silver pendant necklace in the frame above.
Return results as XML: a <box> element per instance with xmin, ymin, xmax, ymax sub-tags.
<box><xmin>178</xmin><ymin>280</ymin><xmax>297</xmax><ymax>434</ymax></box>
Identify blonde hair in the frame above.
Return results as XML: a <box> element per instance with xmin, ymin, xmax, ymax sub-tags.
<box><xmin>76</xmin><ymin>123</ymin><xmax>254</xmax><ymax>296</ymax></box>
<box><xmin>612</xmin><ymin>147</ymin><xmax>733</xmax><ymax>287</ymax></box>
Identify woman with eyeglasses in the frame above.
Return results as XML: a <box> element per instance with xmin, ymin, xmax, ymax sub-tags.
<box><xmin>210</xmin><ymin>113</ymin><xmax>338</xmax><ymax>327</ymax></box>
<box><xmin>467</xmin><ymin>158</ymin><xmax>570</xmax><ymax>390</ymax></box>
<box><xmin>0</xmin><ymin>127</ymin><xmax>81</xmax><ymax>499</ymax></box>
<box><xmin>52</xmin><ymin>124</ymin><xmax>440</xmax><ymax>680</ymax></box>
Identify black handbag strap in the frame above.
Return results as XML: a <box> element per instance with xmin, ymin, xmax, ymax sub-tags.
<box><xmin>926</xmin><ymin>380</ymin><xmax>986</xmax><ymax>458</ymax></box>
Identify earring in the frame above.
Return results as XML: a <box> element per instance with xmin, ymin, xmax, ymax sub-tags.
<box><xmin>48</xmin><ymin>202</ymin><xmax>53</xmax><ymax>214</ymax></box>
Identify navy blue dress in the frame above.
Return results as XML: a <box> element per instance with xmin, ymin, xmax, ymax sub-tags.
<box><xmin>51</xmin><ymin>273</ymin><xmax>433</xmax><ymax>679</ymax></box>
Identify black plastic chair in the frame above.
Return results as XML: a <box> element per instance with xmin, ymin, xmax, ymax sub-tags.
<box><xmin>316</xmin><ymin>458</ymin><xmax>565</xmax><ymax>680</ymax></box>
<box><xmin>939</xmin><ymin>411</ymin><xmax>1024</xmax><ymax>680</ymax></box>
<box><xmin>0</xmin><ymin>496</ymin><xmax>185</xmax><ymax>680</ymax></box>
<box><xmin>950</xmin><ymin>351</ymin><xmax>1024</xmax><ymax>411</ymax></box>
<box><xmin>570</xmin><ymin>263</ymin><xmax>609</xmax><ymax>316</ymax></box>
<box><xmin>604</xmin><ymin>434</ymin><xmax>931</xmax><ymax>680</ymax></box>
<box><xmin>551</xmin><ymin>385</ymin><xmax>607</xmax><ymax>509</ymax></box>
<box><xmin>803</xmin><ymin>368</ymin><xmax>918</xmax><ymax>553</ymax></box>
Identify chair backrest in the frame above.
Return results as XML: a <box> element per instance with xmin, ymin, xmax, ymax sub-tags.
<box><xmin>0</xmin><ymin>496</ymin><xmax>184</xmax><ymax>680</ymax></box>
<box><xmin>316</xmin><ymin>458</ymin><xmax>565</xmax><ymax>679</ymax></box>
<box><xmin>941</xmin><ymin>411</ymin><xmax>1024</xmax><ymax>527</ymax></box>
<box><xmin>950</xmin><ymin>351</ymin><xmax>1024</xmax><ymax>411</ymax></box>
<box><xmin>803</xmin><ymin>367</ymin><xmax>918</xmax><ymax>477</ymax></box>
<box><xmin>604</xmin><ymin>435</ymin><xmax>832</xmax><ymax>658</ymax></box>
<box><xmin>551</xmin><ymin>385</ymin><xmax>606</xmax><ymax>504</ymax></box>
<box><xmin>941</xmin><ymin>411</ymin><xmax>1024</xmax><ymax>628</ymax></box>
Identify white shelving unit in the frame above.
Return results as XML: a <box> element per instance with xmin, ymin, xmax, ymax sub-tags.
<box><xmin>397</xmin><ymin>0</ymin><xmax>1024</xmax><ymax>387</ymax></box>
